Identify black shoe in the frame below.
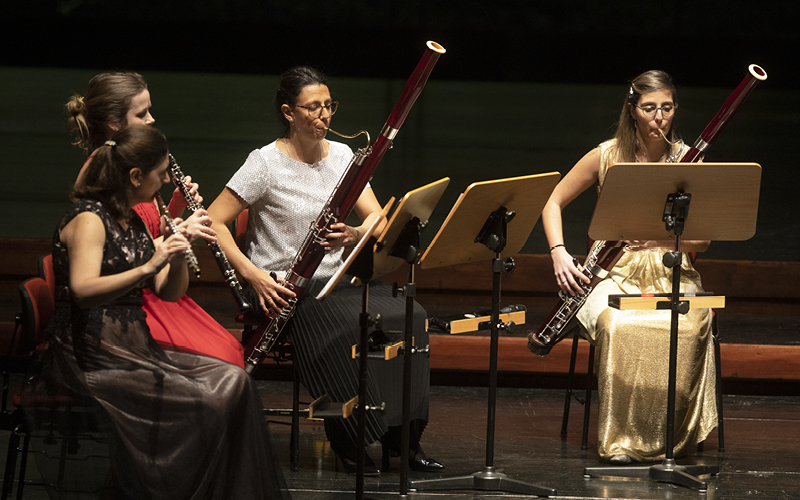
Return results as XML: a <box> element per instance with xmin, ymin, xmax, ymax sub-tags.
<box><xmin>409</xmin><ymin>454</ymin><xmax>445</xmax><ymax>472</ymax></box>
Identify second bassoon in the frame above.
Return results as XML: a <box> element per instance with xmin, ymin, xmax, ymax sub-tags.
<box><xmin>527</xmin><ymin>64</ymin><xmax>767</xmax><ymax>356</ymax></box>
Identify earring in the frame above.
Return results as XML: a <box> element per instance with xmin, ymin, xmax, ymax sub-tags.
<box><xmin>135</xmin><ymin>182</ymin><xmax>141</xmax><ymax>187</ymax></box>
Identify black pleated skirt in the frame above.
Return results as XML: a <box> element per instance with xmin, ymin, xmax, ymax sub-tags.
<box><xmin>248</xmin><ymin>278</ymin><xmax>430</xmax><ymax>444</ymax></box>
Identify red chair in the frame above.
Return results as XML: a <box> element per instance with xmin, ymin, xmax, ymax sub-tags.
<box><xmin>38</xmin><ymin>254</ymin><xmax>55</xmax><ymax>301</ymax></box>
<box><xmin>2</xmin><ymin>277</ymin><xmax>53</xmax><ymax>499</ymax></box>
<box><xmin>2</xmin><ymin>277</ymin><xmax>108</xmax><ymax>499</ymax></box>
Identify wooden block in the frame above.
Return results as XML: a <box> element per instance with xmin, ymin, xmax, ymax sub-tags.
<box><xmin>427</xmin><ymin>309</ymin><xmax>526</xmax><ymax>334</ymax></box>
<box><xmin>610</xmin><ymin>294</ymin><xmax>725</xmax><ymax>310</ymax></box>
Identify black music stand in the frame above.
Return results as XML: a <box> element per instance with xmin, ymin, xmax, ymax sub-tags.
<box><xmin>583</xmin><ymin>162</ymin><xmax>761</xmax><ymax>491</ymax></box>
<box><xmin>411</xmin><ymin>172</ymin><xmax>561</xmax><ymax>496</ymax></box>
<box><xmin>371</xmin><ymin>177</ymin><xmax>450</xmax><ymax>497</ymax></box>
<box><xmin>318</xmin><ymin>200</ymin><xmax>393</xmax><ymax>500</ymax></box>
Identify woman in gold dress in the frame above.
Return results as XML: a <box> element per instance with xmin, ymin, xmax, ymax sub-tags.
<box><xmin>540</xmin><ymin>70</ymin><xmax>718</xmax><ymax>464</ymax></box>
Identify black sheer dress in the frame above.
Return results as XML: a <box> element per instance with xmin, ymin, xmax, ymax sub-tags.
<box><xmin>38</xmin><ymin>199</ymin><xmax>282</xmax><ymax>499</ymax></box>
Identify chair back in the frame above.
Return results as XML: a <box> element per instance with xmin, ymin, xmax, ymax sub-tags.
<box><xmin>17</xmin><ymin>277</ymin><xmax>54</xmax><ymax>354</ymax></box>
<box><xmin>39</xmin><ymin>254</ymin><xmax>55</xmax><ymax>299</ymax></box>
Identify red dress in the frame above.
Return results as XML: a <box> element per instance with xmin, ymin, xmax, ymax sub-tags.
<box><xmin>134</xmin><ymin>202</ymin><xmax>244</xmax><ymax>367</ymax></box>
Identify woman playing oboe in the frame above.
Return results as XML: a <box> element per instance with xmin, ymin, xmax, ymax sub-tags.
<box><xmin>67</xmin><ymin>72</ymin><xmax>244</xmax><ymax>367</ymax></box>
<box><xmin>207</xmin><ymin>66</ymin><xmax>442</xmax><ymax>475</ymax></box>
<box><xmin>538</xmin><ymin>70</ymin><xmax>717</xmax><ymax>464</ymax></box>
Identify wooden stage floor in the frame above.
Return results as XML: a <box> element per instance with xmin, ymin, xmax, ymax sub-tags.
<box><xmin>3</xmin><ymin>380</ymin><xmax>799</xmax><ymax>499</ymax></box>
<box><xmin>262</xmin><ymin>383</ymin><xmax>800</xmax><ymax>500</ymax></box>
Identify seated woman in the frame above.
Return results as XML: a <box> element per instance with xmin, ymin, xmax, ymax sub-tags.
<box><xmin>40</xmin><ymin>124</ymin><xmax>279</xmax><ymax>498</ymax></box>
<box><xmin>207</xmin><ymin>66</ymin><xmax>442</xmax><ymax>475</ymax></box>
<box><xmin>537</xmin><ymin>70</ymin><xmax>718</xmax><ymax>464</ymax></box>
<box><xmin>67</xmin><ymin>72</ymin><xmax>244</xmax><ymax>367</ymax></box>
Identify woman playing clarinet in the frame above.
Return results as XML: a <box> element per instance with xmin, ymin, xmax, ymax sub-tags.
<box><xmin>537</xmin><ymin>70</ymin><xmax>717</xmax><ymax>464</ymax></box>
<box><xmin>207</xmin><ymin>66</ymin><xmax>442</xmax><ymax>475</ymax></box>
<box><xmin>40</xmin><ymin>124</ymin><xmax>279</xmax><ymax>498</ymax></box>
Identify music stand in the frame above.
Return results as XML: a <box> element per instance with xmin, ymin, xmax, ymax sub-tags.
<box><xmin>411</xmin><ymin>172</ymin><xmax>560</xmax><ymax>496</ymax></box>
<box><xmin>583</xmin><ymin>162</ymin><xmax>761</xmax><ymax>491</ymax></box>
<box><xmin>317</xmin><ymin>199</ymin><xmax>393</xmax><ymax>500</ymax></box>
<box><xmin>370</xmin><ymin>177</ymin><xmax>449</xmax><ymax>496</ymax></box>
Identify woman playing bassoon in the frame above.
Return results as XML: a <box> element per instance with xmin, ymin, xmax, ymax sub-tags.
<box><xmin>538</xmin><ymin>70</ymin><xmax>717</xmax><ymax>464</ymax></box>
<box><xmin>207</xmin><ymin>66</ymin><xmax>443</xmax><ymax>475</ymax></box>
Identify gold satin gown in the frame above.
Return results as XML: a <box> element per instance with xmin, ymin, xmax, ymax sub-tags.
<box><xmin>576</xmin><ymin>139</ymin><xmax>718</xmax><ymax>462</ymax></box>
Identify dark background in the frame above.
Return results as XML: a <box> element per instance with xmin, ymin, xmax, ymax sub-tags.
<box><xmin>4</xmin><ymin>0</ymin><xmax>797</xmax><ymax>87</ymax></box>
<box><xmin>2</xmin><ymin>0</ymin><xmax>797</xmax><ymax>261</ymax></box>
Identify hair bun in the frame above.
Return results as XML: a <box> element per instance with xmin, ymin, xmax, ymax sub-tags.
<box><xmin>67</xmin><ymin>94</ymin><xmax>86</xmax><ymax>115</ymax></box>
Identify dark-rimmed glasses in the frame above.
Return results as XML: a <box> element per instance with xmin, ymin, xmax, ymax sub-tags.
<box><xmin>296</xmin><ymin>101</ymin><xmax>339</xmax><ymax>118</ymax></box>
<box><xmin>635</xmin><ymin>103</ymin><xmax>677</xmax><ymax>118</ymax></box>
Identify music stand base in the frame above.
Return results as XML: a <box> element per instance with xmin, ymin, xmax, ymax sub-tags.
<box><xmin>584</xmin><ymin>459</ymin><xmax>719</xmax><ymax>492</ymax></box>
<box><xmin>410</xmin><ymin>467</ymin><xmax>556</xmax><ymax>497</ymax></box>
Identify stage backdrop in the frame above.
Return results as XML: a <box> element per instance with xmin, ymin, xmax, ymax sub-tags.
<box><xmin>1</xmin><ymin>66</ymin><xmax>796</xmax><ymax>262</ymax></box>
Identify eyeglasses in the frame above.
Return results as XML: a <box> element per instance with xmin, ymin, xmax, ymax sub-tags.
<box><xmin>296</xmin><ymin>101</ymin><xmax>339</xmax><ymax>118</ymax></box>
<box><xmin>635</xmin><ymin>103</ymin><xmax>677</xmax><ymax>118</ymax></box>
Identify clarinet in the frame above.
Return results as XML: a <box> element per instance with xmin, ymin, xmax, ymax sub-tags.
<box><xmin>243</xmin><ymin>41</ymin><xmax>446</xmax><ymax>375</ymax></box>
<box><xmin>527</xmin><ymin>64</ymin><xmax>768</xmax><ymax>356</ymax></box>
<box><xmin>168</xmin><ymin>154</ymin><xmax>252</xmax><ymax>318</ymax></box>
<box><xmin>154</xmin><ymin>192</ymin><xmax>201</xmax><ymax>278</ymax></box>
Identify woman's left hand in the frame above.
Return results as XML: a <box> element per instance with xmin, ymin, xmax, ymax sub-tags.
<box><xmin>181</xmin><ymin>175</ymin><xmax>203</xmax><ymax>206</ymax></box>
<box><xmin>321</xmin><ymin>222</ymin><xmax>360</xmax><ymax>250</ymax></box>
<box><xmin>178</xmin><ymin>209</ymin><xmax>216</xmax><ymax>243</ymax></box>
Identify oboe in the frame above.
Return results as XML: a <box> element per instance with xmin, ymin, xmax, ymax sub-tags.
<box><xmin>168</xmin><ymin>154</ymin><xmax>252</xmax><ymax>318</ymax></box>
<box><xmin>154</xmin><ymin>192</ymin><xmax>201</xmax><ymax>278</ymax></box>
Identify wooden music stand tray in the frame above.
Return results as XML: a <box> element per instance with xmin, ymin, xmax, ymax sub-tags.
<box><xmin>372</xmin><ymin>177</ymin><xmax>450</xmax><ymax>279</ymax></box>
<box><xmin>411</xmin><ymin>172</ymin><xmax>560</xmax><ymax>497</ymax></box>
<box><xmin>589</xmin><ymin>162</ymin><xmax>761</xmax><ymax>242</ymax></box>
<box><xmin>583</xmin><ymin>162</ymin><xmax>761</xmax><ymax>491</ymax></box>
<box><xmin>420</xmin><ymin>173</ymin><xmax>561</xmax><ymax>268</ymax></box>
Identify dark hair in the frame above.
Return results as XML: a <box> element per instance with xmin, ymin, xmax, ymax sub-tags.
<box><xmin>66</xmin><ymin>72</ymin><xmax>148</xmax><ymax>153</ymax></box>
<box><xmin>613</xmin><ymin>70</ymin><xmax>680</xmax><ymax>162</ymax></box>
<box><xmin>71</xmin><ymin>125</ymin><xmax>168</xmax><ymax>220</ymax></box>
<box><xmin>274</xmin><ymin>66</ymin><xmax>328</xmax><ymax>137</ymax></box>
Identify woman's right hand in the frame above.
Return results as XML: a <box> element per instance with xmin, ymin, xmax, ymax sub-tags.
<box><xmin>551</xmin><ymin>246</ymin><xmax>590</xmax><ymax>296</ymax></box>
<box><xmin>249</xmin><ymin>268</ymin><xmax>296</xmax><ymax>314</ymax></box>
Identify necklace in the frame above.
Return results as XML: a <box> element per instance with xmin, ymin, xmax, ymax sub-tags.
<box><xmin>284</xmin><ymin>138</ymin><xmax>323</xmax><ymax>163</ymax></box>
<box><xmin>636</xmin><ymin>150</ymin><xmax>667</xmax><ymax>163</ymax></box>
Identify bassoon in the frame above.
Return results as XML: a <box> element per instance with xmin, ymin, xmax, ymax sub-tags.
<box><xmin>243</xmin><ymin>41</ymin><xmax>446</xmax><ymax>374</ymax></box>
<box><xmin>168</xmin><ymin>154</ymin><xmax>253</xmax><ymax>318</ymax></box>
<box><xmin>527</xmin><ymin>64</ymin><xmax>767</xmax><ymax>356</ymax></box>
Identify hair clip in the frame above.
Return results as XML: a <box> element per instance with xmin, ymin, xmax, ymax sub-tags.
<box><xmin>104</xmin><ymin>140</ymin><xmax>116</xmax><ymax>147</ymax></box>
